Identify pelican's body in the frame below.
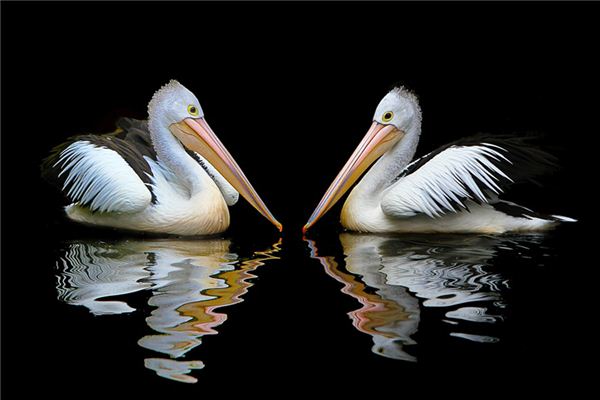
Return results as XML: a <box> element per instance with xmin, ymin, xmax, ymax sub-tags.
<box><xmin>44</xmin><ymin>81</ymin><xmax>281</xmax><ymax>235</ymax></box>
<box><xmin>305</xmin><ymin>87</ymin><xmax>574</xmax><ymax>234</ymax></box>
<box><xmin>341</xmin><ymin>196</ymin><xmax>556</xmax><ymax>234</ymax></box>
<box><xmin>66</xmin><ymin>186</ymin><xmax>229</xmax><ymax>236</ymax></box>
<box><xmin>57</xmin><ymin>119</ymin><xmax>233</xmax><ymax>235</ymax></box>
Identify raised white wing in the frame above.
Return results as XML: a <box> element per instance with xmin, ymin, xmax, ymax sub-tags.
<box><xmin>55</xmin><ymin>140</ymin><xmax>152</xmax><ymax>213</ymax></box>
<box><xmin>381</xmin><ymin>143</ymin><xmax>517</xmax><ymax>218</ymax></box>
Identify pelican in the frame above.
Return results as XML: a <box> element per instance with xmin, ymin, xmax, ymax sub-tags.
<box><xmin>43</xmin><ymin>80</ymin><xmax>281</xmax><ymax>236</ymax></box>
<box><xmin>304</xmin><ymin>87</ymin><xmax>575</xmax><ymax>234</ymax></box>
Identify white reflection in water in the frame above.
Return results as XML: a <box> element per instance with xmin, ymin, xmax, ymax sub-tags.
<box><xmin>307</xmin><ymin>233</ymin><xmax>545</xmax><ymax>362</ymax></box>
<box><xmin>56</xmin><ymin>238</ymin><xmax>280</xmax><ymax>383</ymax></box>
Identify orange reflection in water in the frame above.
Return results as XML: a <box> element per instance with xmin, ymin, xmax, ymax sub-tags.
<box><xmin>306</xmin><ymin>236</ymin><xmax>418</xmax><ymax>361</ymax></box>
<box><xmin>305</xmin><ymin>233</ymin><xmax>536</xmax><ymax>362</ymax></box>
<box><xmin>306</xmin><ymin>238</ymin><xmax>412</xmax><ymax>338</ymax></box>
<box><xmin>56</xmin><ymin>238</ymin><xmax>281</xmax><ymax>383</ymax></box>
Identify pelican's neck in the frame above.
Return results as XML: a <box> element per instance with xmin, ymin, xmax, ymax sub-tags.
<box><xmin>356</xmin><ymin>123</ymin><xmax>421</xmax><ymax>196</ymax></box>
<box><xmin>148</xmin><ymin>120</ymin><xmax>207</xmax><ymax>194</ymax></box>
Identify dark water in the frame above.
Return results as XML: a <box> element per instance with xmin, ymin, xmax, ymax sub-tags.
<box><xmin>54</xmin><ymin>237</ymin><xmax>281</xmax><ymax>383</ymax></box>
<box><xmin>24</xmin><ymin>224</ymin><xmax>584</xmax><ymax>394</ymax></box>
<box><xmin>307</xmin><ymin>234</ymin><xmax>546</xmax><ymax>361</ymax></box>
<box><xmin>51</xmin><ymin>232</ymin><xmax>557</xmax><ymax>384</ymax></box>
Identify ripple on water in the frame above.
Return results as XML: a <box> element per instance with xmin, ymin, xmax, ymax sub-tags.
<box><xmin>55</xmin><ymin>238</ymin><xmax>281</xmax><ymax>383</ymax></box>
<box><xmin>307</xmin><ymin>233</ymin><xmax>546</xmax><ymax>360</ymax></box>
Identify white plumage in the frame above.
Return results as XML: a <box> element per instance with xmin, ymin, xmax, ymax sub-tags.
<box><xmin>44</xmin><ymin>80</ymin><xmax>281</xmax><ymax>235</ymax></box>
<box><xmin>192</xmin><ymin>152</ymin><xmax>239</xmax><ymax>206</ymax></box>
<box><xmin>64</xmin><ymin>146</ymin><xmax>231</xmax><ymax>236</ymax></box>
<box><xmin>305</xmin><ymin>87</ymin><xmax>575</xmax><ymax>234</ymax></box>
<box><xmin>57</xmin><ymin>141</ymin><xmax>152</xmax><ymax>213</ymax></box>
<box><xmin>381</xmin><ymin>144</ymin><xmax>510</xmax><ymax>218</ymax></box>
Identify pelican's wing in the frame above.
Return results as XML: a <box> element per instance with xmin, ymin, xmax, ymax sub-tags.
<box><xmin>42</xmin><ymin>118</ymin><xmax>155</xmax><ymax>213</ymax></box>
<box><xmin>381</xmin><ymin>135</ymin><xmax>557</xmax><ymax>218</ymax></box>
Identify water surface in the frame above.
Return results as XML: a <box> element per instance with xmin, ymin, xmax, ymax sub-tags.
<box><xmin>41</xmin><ymin>227</ymin><xmax>578</xmax><ymax>389</ymax></box>
<box><xmin>55</xmin><ymin>238</ymin><xmax>281</xmax><ymax>383</ymax></box>
<box><xmin>307</xmin><ymin>233</ymin><xmax>550</xmax><ymax>362</ymax></box>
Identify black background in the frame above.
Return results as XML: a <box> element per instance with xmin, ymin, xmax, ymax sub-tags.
<box><xmin>2</xmin><ymin>1</ymin><xmax>598</xmax><ymax>397</ymax></box>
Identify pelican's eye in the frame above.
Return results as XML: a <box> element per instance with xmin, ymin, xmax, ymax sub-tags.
<box><xmin>382</xmin><ymin>111</ymin><xmax>394</xmax><ymax>123</ymax></box>
<box><xmin>187</xmin><ymin>105</ymin><xmax>199</xmax><ymax>116</ymax></box>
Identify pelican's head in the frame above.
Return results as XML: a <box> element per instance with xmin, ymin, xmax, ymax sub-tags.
<box><xmin>303</xmin><ymin>87</ymin><xmax>420</xmax><ymax>233</ymax></box>
<box><xmin>148</xmin><ymin>80</ymin><xmax>205</xmax><ymax>127</ymax></box>
<box><xmin>373</xmin><ymin>87</ymin><xmax>421</xmax><ymax>133</ymax></box>
<box><xmin>148</xmin><ymin>80</ymin><xmax>282</xmax><ymax>232</ymax></box>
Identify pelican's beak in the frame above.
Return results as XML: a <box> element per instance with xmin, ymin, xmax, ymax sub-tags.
<box><xmin>170</xmin><ymin>117</ymin><xmax>282</xmax><ymax>232</ymax></box>
<box><xmin>303</xmin><ymin>122</ymin><xmax>403</xmax><ymax>233</ymax></box>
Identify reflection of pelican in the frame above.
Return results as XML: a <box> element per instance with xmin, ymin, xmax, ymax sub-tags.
<box><xmin>43</xmin><ymin>80</ymin><xmax>281</xmax><ymax>235</ymax></box>
<box><xmin>56</xmin><ymin>238</ymin><xmax>280</xmax><ymax>383</ymax></box>
<box><xmin>307</xmin><ymin>236</ymin><xmax>418</xmax><ymax>362</ymax></box>
<box><xmin>304</xmin><ymin>87</ymin><xmax>574</xmax><ymax>233</ymax></box>
<box><xmin>307</xmin><ymin>233</ymin><xmax>543</xmax><ymax>361</ymax></box>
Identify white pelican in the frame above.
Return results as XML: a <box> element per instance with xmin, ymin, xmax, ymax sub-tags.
<box><xmin>43</xmin><ymin>80</ymin><xmax>281</xmax><ymax>236</ymax></box>
<box><xmin>304</xmin><ymin>87</ymin><xmax>575</xmax><ymax>234</ymax></box>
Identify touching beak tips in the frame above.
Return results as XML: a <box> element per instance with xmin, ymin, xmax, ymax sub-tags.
<box><xmin>171</xmin><ymin>116</ymin><xmax>402</xmax><ymax>234</ymax></box>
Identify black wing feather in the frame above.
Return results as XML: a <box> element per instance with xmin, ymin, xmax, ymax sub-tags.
<box><xmin>384</xmin><ymin>134</ymin><xmax>559</xmax><ymax>217</ymax></box>
<box><xmin>393</xmin><ymin>134</ymin><xmax>557</xmax><ymax>205</ymax></box>
<box><xmin>397</xmin><ymin>134</ymin><xmax>557</xmax><ymax>182</ymax></box>
<box><xmin>41</xmin><ymin>118</ymin><xmax>158</xmax><ymax>205</ymax></box>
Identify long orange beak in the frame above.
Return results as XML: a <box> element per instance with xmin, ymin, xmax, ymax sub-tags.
<box><xmin>170</xmin><ymin>117</ymin><xmax>282</xmax><ymax>232</ymax></box>
<box><xmin>303</xmin><ymin>122</ymin><xmax>403</xmax><ymax>233</ymax></box>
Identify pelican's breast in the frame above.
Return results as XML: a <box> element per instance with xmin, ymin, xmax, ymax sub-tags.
<box><xmin>143</xmin><ymin>157</ymin><xmax>231</xmax><ymax>235</ymax></box>
<box><xmin>341</xmin><ymin>186</ymin><xmax>390</xmax><ymax>233</ymax></box>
